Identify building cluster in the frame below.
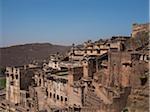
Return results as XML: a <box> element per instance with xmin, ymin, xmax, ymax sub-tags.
<box><xmin>0</xmin><ymin>23</ymin><xmax>149</xmax><ymax>112</ymax></box>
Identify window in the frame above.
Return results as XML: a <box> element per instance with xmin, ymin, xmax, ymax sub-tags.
<box><xmin>15</xmin><ymin>75</ymin><xmax>18</xmax><ymax>79</ymax></box>
<box><xmin>6</xmin><ymin>73</ymin><xmax>9</xmax><ymax>77</ymax></box>
<box><xmin>53</xmin><ymin>94</ymin><xmax>55</xmax><ymax>98</ymax></box>
<box><xmin>107</xmin><ymin>44</ymin><xmax>110</xmax><ymax>47</ymax></box>
<box><xmin>28</xmin><ymin>103</ymin><xmax>31</xmax><ymax>108</ymax></box>
<box><xmin>10</xmin><ymin>81</ymin><xmax>14</xmax><ymax>85</ymax></box>
<box><xmin>57</xmin><ymin>95</ymin><xmax>59</xmax><ymax>100</ymax></box>
<box><xmin>11</xmin><ymin>74</ymin><xmax>14</xmax><ymax>79</ymax></box>
<box><xmin>46</xmin><ymin>90</ymin><xmax>48</xmax><ymax>96</ymax></box>
<box><xmin>140</xmin><ymin>75</ymin><xmax>148</xmax><ymax>86</ymax></box>
<box><xmin>50</xmin><ymin>92</ymin><xmax>52</xmax><ymax>98</ymax></box>
<box><xmin>65</xmin><ymin>97</ymin><xmax>67</xmax><ymax>102</ymax></box>
<box><xmin>39</xmin><ymin>79</ymin><xmax>41</xmax><ymax>85</ymax></box>
<box><xmin>146</xmin><ymin>55</ymin><xmax>149</xmax><ymax>60</ymax></box>
<box><xmin>26</xmin><ymin>93</ymin><xmax>30</xmax><ymax>98</ymax></box>
<box><xmin>16</xmin><ymin>69</ymin><xmax>18</xmax><ymax>73</ymax></box>
<box><xmin>97</xmin><ymin>50</ymin><xmax>100</xmax><ymax>54</ymax></box>
<box><xmin>61</xmin><ymin>96</ymin><xmax>63</xmax><ymax>101</ymax></box>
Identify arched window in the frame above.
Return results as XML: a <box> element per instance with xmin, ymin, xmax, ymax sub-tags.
<box><xmin>53</xmin><ymin>94</ymin><xmax>55</xmax><ymax>98</ymax></box>
<box><xmin>11</xmin><ymin>74</ymin><xmax>14</xmax><ymax>79</ymax></box>
<box><xmin>15</xmin><ymin>75</ymin><xmax>18</xmax><ymax>79</ymax></box>
<box><xmin>50</xmin><ymin>92</ymin><xmax>52</xmax><ymax>98</ymax></box>
<box><xmin>46</xmin><ymin>89</ymin><xmax>48</xmax><ymax>96</ymax></box>
<box><xmin>57</xmin><ymin>95</ymin><xmax>59</xmax><ymax>100</ymax></box>
<box><xmin>61</xmin><ymin>96</ymin><xmax>63</xmax><ymax>101</ymax></box>
<box><xmin>65</xmin><ymin>97</ymin><xmax>67</xmax><ymax>102</ymax></box>
<box><xmin>6</xmin><ymin>73</ymin><xmax>9</xmax><ymax>77</ymax></box>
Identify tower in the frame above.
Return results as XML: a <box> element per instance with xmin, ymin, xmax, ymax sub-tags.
<box><xmin>6</xmin><ymin>67</ymin><xmax>20</xmax><ymax>104</ymax></box>
<box><xmin>82</xmin><ymin>57</ymin><xmax>95</xmax><ymax>79</ymax></box>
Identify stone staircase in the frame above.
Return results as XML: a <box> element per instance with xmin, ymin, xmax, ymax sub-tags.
<box><xmin>84</xmin><ymin>89</ymin><xmax>101</xmax><ymax>107</ymax></box>
<box><xmin>84</xmin><ymin>81</ymin><xmax>131</xmax><ymax>112</ymax></box>
<box><xmin>92</xmin><ymin>81</ymin><xmax>112</xmax><ymax>104</ymax></box>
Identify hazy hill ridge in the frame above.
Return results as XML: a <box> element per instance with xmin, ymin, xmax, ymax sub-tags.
<box><xmin>0</xmin><ymin>43</ymin><xmax>71</xmax><ymax>67</ymax></box>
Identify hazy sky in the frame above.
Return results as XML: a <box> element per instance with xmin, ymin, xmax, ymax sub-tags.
<box><xmin>1</xmin><ymin>0</ymin><xmax>149</xmax><ymax>47</ymax></box>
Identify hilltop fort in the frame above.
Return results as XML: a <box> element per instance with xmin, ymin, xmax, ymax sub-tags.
<box><xmin>0</xmin><ymin>23</ymin><xmax>149</xmax><ymax>112</ymax></box>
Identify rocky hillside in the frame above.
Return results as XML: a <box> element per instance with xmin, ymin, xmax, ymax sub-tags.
<box><xmin>125</xmin><ymin>32</ymin><xmax>149</xmax><ymax>50</ymax></box>
<box><xmin>0</xmin><ymin>43</ymin><xmax>71</xmax><ymax>67</ymax></box>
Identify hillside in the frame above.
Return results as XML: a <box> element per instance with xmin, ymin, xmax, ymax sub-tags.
<box><xmin>125</xmin><ymin>32</ymin><xmax>149</xmax><ymax>50</ymax></box>
<box><xmin>0</xmin><ymin>43</ymin><xmax>71</xmax><ymax>67</ymax></box>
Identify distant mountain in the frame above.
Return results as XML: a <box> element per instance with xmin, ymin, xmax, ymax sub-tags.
<box><xmin>0</xmin><ymin>43</ymin><xmax>71</xmax><ymax>67</ymax></box>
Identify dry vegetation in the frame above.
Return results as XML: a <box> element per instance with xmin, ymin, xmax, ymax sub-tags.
<box><xmin>0</xmin><ymin>43</ymin><xmax>71</xmax><ymax>67</ymax></box>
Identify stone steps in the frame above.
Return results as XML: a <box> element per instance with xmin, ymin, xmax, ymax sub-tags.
<box><xmin>92</xmin><ymin>82</ymin><xmax>112</xmax><ymax>104</ymax></box>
